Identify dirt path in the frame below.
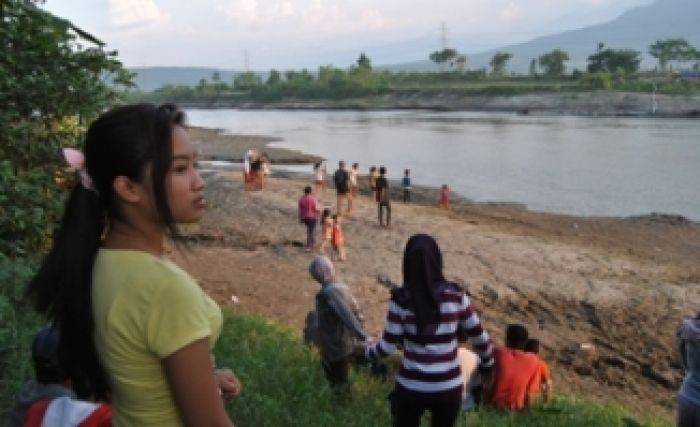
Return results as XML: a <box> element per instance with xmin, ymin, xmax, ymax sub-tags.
<box><xmin>171</xmin><ymin>167</ymin><xmax>699</xmax><ymax>420</ymax></box>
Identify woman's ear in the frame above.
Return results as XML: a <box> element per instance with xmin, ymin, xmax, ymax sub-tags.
<box><xmin>112</xmin><ymin>176</ymin><xmax>143</xmax><ymax>204</ymax></box>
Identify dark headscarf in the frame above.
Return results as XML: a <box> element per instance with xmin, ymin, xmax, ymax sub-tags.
<box><xmin>398</xmin><ymin>234</ymin><xmax>446</xmax><ymax>337</ymax></box>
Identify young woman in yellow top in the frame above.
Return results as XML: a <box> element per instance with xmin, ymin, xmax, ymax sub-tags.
<box><xmin>27</xmin><ymin>103</ymin><xmax>240</xmax><ymax>426</ymax></box>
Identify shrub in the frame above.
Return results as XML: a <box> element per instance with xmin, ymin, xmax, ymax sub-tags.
<box><xmin>579</xmin><ymin>72</ymin><xmax>613</xmax><ymax>90</ymax></box>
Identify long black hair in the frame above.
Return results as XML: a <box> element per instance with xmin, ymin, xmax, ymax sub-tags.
<box><xmin>26</xmin><ymin>103</ymin><xmax>185</xmax><ymax>398</ymax></box>
<box><xmin>397</xmin><ymin>234</ymin><xmax>446</xmax><ymax>337</ymax></box>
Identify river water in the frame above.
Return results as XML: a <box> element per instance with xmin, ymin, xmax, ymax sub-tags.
<box><xmin>186</xmin><ymin>109</ymin><xmax>700</xmax><ymax>220</ymax></box>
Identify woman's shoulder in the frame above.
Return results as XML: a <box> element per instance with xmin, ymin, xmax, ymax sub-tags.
<box><xmin>95</xmin><ymin>249</ymin><xmax>197</xmax><ymax>291</ymax></box>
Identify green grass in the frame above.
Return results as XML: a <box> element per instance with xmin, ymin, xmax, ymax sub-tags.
<box><xmin>215</xmin><ymin>313</ymin><xmax>671</xmax><ymax>427</ymax></box>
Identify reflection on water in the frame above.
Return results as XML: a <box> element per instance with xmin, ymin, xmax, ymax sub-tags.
<box><xmin>186</xmin><ymin>109</ymin><xmax>700</xmax><ymax>220</ymax></box>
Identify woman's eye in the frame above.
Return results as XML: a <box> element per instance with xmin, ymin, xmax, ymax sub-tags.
<box><xmin>174</xmin><ymin>164</ymin><xmax>188</xmax><ymax>173</ymax></box>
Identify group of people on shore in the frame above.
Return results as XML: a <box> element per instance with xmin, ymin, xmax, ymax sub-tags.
<box><xmin>299</xmin><ymin>160</ymin><xmax>453</xmax><ymax>261</ymax></box>
<box><xmin>305</xmin><ymin>234</ymin><xmax>553</xmax><ymax>427</ymax></box>
<box><xmin>8</xmin><ymin>102</ymin><xmax>698</xmax><ymax>427</ymax></box>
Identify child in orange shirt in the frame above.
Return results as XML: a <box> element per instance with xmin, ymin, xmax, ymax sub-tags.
<box><xmin>319</xmin><ymin>208</ymin><xmax>333</xmax><ymax>255</ymax></box>
<box><xmin>524</xmin><ymin>338</ymin><xmax>552</xmax><ymax>403</ymax></box>
<box><xmin>439</xmin><ymin>184</ymin><xmax>450</xmax><ymax>209</ymax></box>
<box><xmin>331</xmin><ymin>214</ymin><xmax>346</xmax><ymax>261</ymax></box>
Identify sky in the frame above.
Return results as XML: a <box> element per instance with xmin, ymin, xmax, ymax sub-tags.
<box><xmin>43</xmin><ymin>0</ymin><xmax>653</xmax><ymax>70</ymax></box>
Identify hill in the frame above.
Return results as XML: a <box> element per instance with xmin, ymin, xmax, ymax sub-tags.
<box><xmin>385</xmin><ymin>0</ymin><xmax>700</xmax><ymax>73</ymax></box>
<box><xmin>129</xmin><ymin>66</ymin><xmax>244</xmax><ymax>91</ymax></box>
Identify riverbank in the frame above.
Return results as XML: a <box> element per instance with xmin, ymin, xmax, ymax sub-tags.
<box><xmin>171</xmin><ymin>131</ymin><xmax>700</xmax><ymax>419</ymax></box>
<box><xmin>179</xmin><ymin>91</ymin><xmax>700</xmax><ymax>117</ymax></box>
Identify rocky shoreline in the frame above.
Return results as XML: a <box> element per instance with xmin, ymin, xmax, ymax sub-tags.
<box><xmin>180</xmin><ymin>91</ymin><xmax>700</xmax><ymax>118</ymax></box>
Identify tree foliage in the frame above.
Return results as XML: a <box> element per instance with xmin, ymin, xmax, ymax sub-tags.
<box><xmin>233</xmin><ymin>72</ymin><xmax>262</xmax><ymax>90</ymax></box>
<box><xmin>649</xmin><ymin>38</ymin><xmax>699</xmax><ymax>70</ymax></box>
<box><xmin>0</xmin><ymin>0</ymin><xmax>132</xmax><ymax>257</ymax></box>
<box><xmin>429</xmin><ymin>48</ymin><xmax>459</xmax><ymax>66</ymax></box>
<box><xmin>356</xmin><ymin>53</ymin><xmax>372</xmax><ymax>71</ymax></box>
<box><xmin>490</xmin><ymin>52</ymin><xmax>513</xmax><ymax>75</ymax></box>
<box><xmin>538</xmin><ymin>49</ymin><xmax>570</xmax><ymax>77</ymax></box>
<box><xmin>587</xmin><ymin>44</ymin><xmax>641</xmax><ymax>74</ymax></box>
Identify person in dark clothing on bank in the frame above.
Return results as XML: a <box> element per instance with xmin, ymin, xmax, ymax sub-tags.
<box><xmin>376</xmin><ymin>166</ymin><xmax>391</xmax><ymax>228</ymax></box>
<box><xmin>333</xmin><ymin>161</ymin><xmax>350</xmax><ymax>215</ymax></box>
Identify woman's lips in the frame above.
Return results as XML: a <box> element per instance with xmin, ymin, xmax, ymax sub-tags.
<box><xmin>194</xmin><ymin>196</ymin><xmax>206</xmax><ymax>208</ymax></box>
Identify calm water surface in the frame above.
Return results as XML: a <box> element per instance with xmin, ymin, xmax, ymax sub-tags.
<box><xmin>187</xmin><ymin>109</ymin><xmax>700</xmax><ymax>220</ymax></box>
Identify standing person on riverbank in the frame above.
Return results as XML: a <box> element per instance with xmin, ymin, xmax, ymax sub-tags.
<box><xmin>298</xmin><ymin>186</ymin><xmax>320</xmax><ymax>252</ymax></box>
<box><xmin>260</xmin><ymin>151</ymin><xmax>271</xmax><ymax>190</ymax></box>
<box><xmin>314</xmin><ymin>161</ymin><xmax>326</xmax><ymax>194</ymax></box>
<box><xmin>349</xmin><ymin>162</ymin><xmax>360</xmax><ymax>213</ymax></box>
<box><xmin>26</xmin><ymin>104</ymin><xmax>240</xmax><ymax>426</ymax></box>
<box><xmin>369</xmin><ymin>166</ymin><xmax>379</xmax><ymax>200</ymax></box>
<box><xmin>359</xmin><ymin>234</ymin><xmax>494</xmax><ymax>427</ymax></box>
<box><xmin>319</xmin><ymin>208</ymin><xmax>333</xmax><ymax>255</ymax></box>
<box><xmin>376</xmin><ymin>166</ymin><xmax>391</xmax><ymax>228</ymax></box>
<box><xmin>331</xmin><ymin>214</ymin><xmax>346</xmax><ymax>261</ymax></box>
<box><xmin>243</xmin><ymin>148</ymin><xmax>258</xmax><ymax>190</ymax></box>
<box><xmin>309</xmin><ymin>256</ymin><xmax>366</xmax><ymax>388</ymax></box>
<box><xmin>677</xmin><ymin>313</ymin><xmax>700</xmax><ymax>427</ymax></box>
<box><xmin>440</xmin><ymin>184</ymin><xmax>450</xmax><ymax>209</ymax></box>
<box><xmin>334</xmin><ymin>161</ymin><xmax>350</xmax><ymax>215</ymax></box>
<box><xmin>402</xmin><ymin>169</ymin><xmax>412</xmax><ymax>203</ymax></box>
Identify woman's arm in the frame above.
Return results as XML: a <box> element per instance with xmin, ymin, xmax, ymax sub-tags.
<box><xmin>165</xmin><ymin>338</ymin><xmax>234</xmax><ymax>427</ymax></box>
<box><xmin>364</xmin><ymin>298</ymin><xmax>404</xmax><ymax>361</ymax></box>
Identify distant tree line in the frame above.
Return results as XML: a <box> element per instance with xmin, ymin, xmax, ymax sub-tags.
<box><xmin>130</xmin><ymin>38</ymin><xmax>700</xmax><ymax>103</ymax></box>
<box><xmin>431</xmin><ymin>38</ymin><xmax>700</xmax><ymax>77</ymax></box>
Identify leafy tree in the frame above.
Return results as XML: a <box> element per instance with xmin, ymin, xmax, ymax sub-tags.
<box><xmin>587</xmin><ymin>46</ymin><xmax>641</xmax><ymax>74</ymax></box>
<box><xmin>490</xmin><ymin>52</ymin><xmax>512</xmax><ymax>75</ymax></box>
<box><xmin>357</xmin><ymin>53</ymin><xmax>372</xmax><ymax>71</ymax></box>
<box><xmin>0</xmin><ymin>0</ymin><xmax>132</xmax><ymax>257</ymax></box>
<box><xmin>429</xmin><ymin>48</ymin><xmax>458</xmax><ymax>67</ymax></box>
<box><xmin>233</xmin><ymin>72</ymin><xmax>262</xmax><ymax>90</ymax></box>
<box><xmin>649</xmin><ymin>38</ymin><xmax>699</xmax><ymax>71</ymax></box>
<box><xmin>538</xmin><ymin>49</ymin><xmax>570</xmax><ymax>77</ymax></box>
<box><xmin>266</xmin><ymin>69</ymin><xmax>281</xmax><ymax>85</ymax></box>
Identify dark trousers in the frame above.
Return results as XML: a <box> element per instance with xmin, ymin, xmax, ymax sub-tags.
<box><xmin>322</xmin><ymin>358</ymin><xmax>349</xmax><ymax>387</ymax></box>
<box><xmin>677</xmin><ymin>395</ymin><xmax>700</xmax><ymax>427</ymax></box>
<box><xmin>403</xmin><ymin>189</ymin><xmax>411</xmax><ymax>203</ymax></box>
<box><xmin>390</xmin><ymin>389</ymin><xmax>461</xmax><ymax>427</ymax></box>
<box><xmin>303</xmin><ymin>217</ymin><xmax>317</xmax><ymax>247</ymax></box>
<box><xmin>378</xmin><ymin>202</ymin><xmax>391</xmax><ymax>226</ymax></box>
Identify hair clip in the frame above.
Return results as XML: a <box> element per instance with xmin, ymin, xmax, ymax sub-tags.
<box><xmin>62</xmin><ymin>148</ymin><xmax>96</xmax><ymax>192</ymax></box>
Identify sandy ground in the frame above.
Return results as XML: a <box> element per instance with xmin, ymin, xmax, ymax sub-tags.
<box><xmin>171</xmin><ymin>127</ymin><xmax>700</xmax><ymax>419</ymax></box>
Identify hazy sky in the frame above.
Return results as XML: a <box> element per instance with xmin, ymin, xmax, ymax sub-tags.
<box><xmin>43</xmin><ymin>0</ymin><xmax>653</xmax><ymax>69</ymax></box>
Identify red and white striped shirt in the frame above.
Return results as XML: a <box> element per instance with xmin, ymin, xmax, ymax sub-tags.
<box><xmin>365</xmin><ymin>283</ymin><xmax>494</xmax><ymax>398</ymax></box>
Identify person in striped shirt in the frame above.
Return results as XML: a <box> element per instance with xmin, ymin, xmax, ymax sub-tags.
<box><xmin>360</xmin><ymin>234</ymin><xmax>494</xmax><ymax>427</ymax></box>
